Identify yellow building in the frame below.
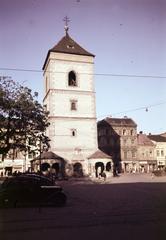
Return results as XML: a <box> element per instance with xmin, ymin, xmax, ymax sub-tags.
<box><xmin>137</xmin><ymin>132</ymin><xmax>157</xmax><ymax>173</ymax></box>
<box><xmin>147</xmin><ymin>135</ymin><xmax>166</xmax><ymax>170</ymax></box>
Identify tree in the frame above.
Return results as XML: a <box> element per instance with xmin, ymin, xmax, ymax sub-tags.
<box><xmin>0</xmin><ymin>76</ymin><xmax>50</xmax><ymax>161</ymax></box>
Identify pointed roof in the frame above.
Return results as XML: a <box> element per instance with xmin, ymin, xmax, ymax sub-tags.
<box><xmin>33</xmin><ymin>151</ymin><xmax>64</xmax><ymax>160</ymax></box>
<box><xmin>43</xmin><ymin>33</ymin><xmax>95</xmax><ymax>70</ymax></box>
<box><xmin>88</xmin><ymin>149</ymin><xmax>112</xmax><ymax>159</ymax></box>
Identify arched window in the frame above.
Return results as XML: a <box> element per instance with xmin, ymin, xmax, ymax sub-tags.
<box><xmin>71</xmin><ymin>129</ymin><xmax>77</xmax><ymax>137</ymax></box>
<box><xmin>68</xmin><ymin>71</ymin><xmax>77</xmax><ymax>86</ymax></box>
<box><xmin>41</xmin><ymin>162</ymin><xmax>50</xmax><ymax>172</ymax></box>
<box><xmin>73</xmin><ymin>162</ymin><xmax>83</xmax><ymax>177</ymax></box>
<box><xmin>106</xmin><ymin>162</ymin><xmax>112</xmax><ymax>172</ymax></box>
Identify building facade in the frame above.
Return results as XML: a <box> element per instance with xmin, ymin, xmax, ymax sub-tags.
<box><xmin>147</xmin><ymin>135</ymin><xmax>166</xmax><ymax>169</ymax></box>
<box><xmin>42</xmin><ymin>28</ymin><xmax>98</xmax><ymax>176</ymax></box>
<box><xmin>97</xmin><ymin>117</ymin><xmax>137</xmax><ymax>173</ymax></box>
<box><xmin>88</xmin><ymin>149</ymin><xmax>113</xmax><ymax>178</ymax></box>
<box><xmin>0</xmin><ymin>149</ymin><xmax>32</xmax><ymax>176</ymax></box>
<box><xmin>137</xmin><ymin>132</ymin><xmax>157</xmax><ymax>173</ymax></box>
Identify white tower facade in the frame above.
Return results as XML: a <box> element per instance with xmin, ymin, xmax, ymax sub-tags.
<box><xmin>43</xmin><ymin>30</ymin><xmax>98</xmax><ymax>174</ymax></box>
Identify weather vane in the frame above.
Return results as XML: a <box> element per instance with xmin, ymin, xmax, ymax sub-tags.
<box><xmin>63</xmin><ymin>16</ymin><xmax>70</xmax><ymax>35</ymax></box>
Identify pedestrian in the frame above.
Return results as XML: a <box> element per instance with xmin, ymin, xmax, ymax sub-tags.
<box><xmin>100</xmin><ymin>171</ymin><xmax>106</xmax><ymax>181</ymax></box>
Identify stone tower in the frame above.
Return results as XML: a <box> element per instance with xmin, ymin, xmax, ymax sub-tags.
<box><xmin>42</xmin><ymin>26</ymin><xmax>98</xmax><ymax>175</ymax></box>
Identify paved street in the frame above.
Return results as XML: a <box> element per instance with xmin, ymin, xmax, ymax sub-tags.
<box><xmin>1</xmin><ymin>174</ymin><xmax>166</xmax><ymax>240</ymax></box>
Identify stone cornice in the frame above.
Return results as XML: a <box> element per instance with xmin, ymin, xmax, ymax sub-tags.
<box><xmin>48</xmin><ymin>116</ymin><xmax>97</xmax><ymax>120</ymax></box>
<box><xmin>43</xmin><ymin>88</ymin><xmax>96</xmax><ymax>101</ymax></box>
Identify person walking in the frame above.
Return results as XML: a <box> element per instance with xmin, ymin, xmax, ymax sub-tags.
<box><xmin>100</xmin><ymin>171</ymin><xmax>106</xmax><ymax>181</ymax></box>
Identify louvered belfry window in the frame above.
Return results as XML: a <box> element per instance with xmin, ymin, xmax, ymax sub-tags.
<box><xmin>68</xmin><ymin>71</ymin><xmax>77</xmax><ymax>86</ymax></box>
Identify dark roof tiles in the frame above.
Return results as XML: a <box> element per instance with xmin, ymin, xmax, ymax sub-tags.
<box><xmin>104</xmin><ymin>117</ymin><xmax>137</xmax><ymax>127</ymax></box>
<box><xmin>43</xmin><ymin>33</ymin><xmax>94</xmax><ymax>70</ymax></box>
<box><xmin>147</xmin><ymin>135</ymin><xmax>166</xmax><ymax>142</ymax></box>
<box><xmin>50</xmin><ymin>33</ymin><xmax>94</xmax><ymax>57</ymax></box>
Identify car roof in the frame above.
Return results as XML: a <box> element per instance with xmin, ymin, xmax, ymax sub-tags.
<box><xmin>2</xmin><ymin>174</ymin><xmax>54</xmax><ymax>186</ymax></box>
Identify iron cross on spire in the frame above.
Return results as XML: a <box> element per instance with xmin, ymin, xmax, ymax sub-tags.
<box><xmin>63</xmin><ymin>16</ymin><xmax>70</xmax><ymax>35</ymax></box>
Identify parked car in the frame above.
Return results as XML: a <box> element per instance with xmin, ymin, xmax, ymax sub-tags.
<box><xmin>0</xmin><ymin>174</ymin><xmax>67</xmax><ymax>208</ymax></box>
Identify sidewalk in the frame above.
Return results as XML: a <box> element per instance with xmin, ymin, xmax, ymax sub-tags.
<box><xmin>59</xmin><ymin>173</ymin><xmax>166</xmax><ymax>186</ymax></box>
<box><xmin>1</xmin><ymin>173</ymin><xmax>166</xmax><ymax>186</ymax></box>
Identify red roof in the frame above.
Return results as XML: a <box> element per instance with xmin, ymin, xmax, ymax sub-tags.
<box><xmin>137</xmin><ymin>134</ymin><xmax>154</xmax><ymax>146</ymax></box>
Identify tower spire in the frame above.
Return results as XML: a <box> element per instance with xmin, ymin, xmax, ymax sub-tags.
<box><xmin>63</xmin><ymin>16</ymin><xmax>70</xmax><ymax>36</ymax></box>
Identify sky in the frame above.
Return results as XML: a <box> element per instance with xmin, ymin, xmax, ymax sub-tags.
<box><xmin>0</xmin><ymin>0</ymin><xmax>166</xmax><ymax>134</ymax></box>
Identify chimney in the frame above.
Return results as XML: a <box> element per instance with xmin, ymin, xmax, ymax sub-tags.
<box><xmin>139</xmin><ymin>131</ymin><xmax>143</xmax><ymax>134</ymax></box>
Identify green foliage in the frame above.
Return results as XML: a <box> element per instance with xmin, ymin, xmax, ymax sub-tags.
<box><xmin>0</xmin><ymin>76</ymin><xmax>50</xmax><ymax>160</ymax></box>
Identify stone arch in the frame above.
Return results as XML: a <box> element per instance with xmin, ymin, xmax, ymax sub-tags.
<box><xmin>68</xmin><ymin>71</ymin><xmax>77</xmax><ymax>86</ymax></box>
<box><xmin>95</xmin><ymin>162</ymin><xmax>104</xmax><ymax>178</ymax></box>
<box><xmin>52</xmin><ymin>162</ymin><xmax>60</xmax><ymax>175</ymax></box>
<box><xmin>106</xmin><ymin>161</ymin><xmax>112</xmax><ymax>172</ymax></box>
<box><xmin>41</xmin><ymin>162</ymin><xmax>50</xmax><ymax>172</ymax></box>
<box><xmin>73</xmin><ymin>162</ymin><xmax>83</xmax><ymax>177</ymax></box>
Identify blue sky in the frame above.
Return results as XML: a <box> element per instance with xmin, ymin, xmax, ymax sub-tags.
<box><xmin>0</xmin><ymin>0</ymin><xmax>166</xmax><ymax>134</ymax></box>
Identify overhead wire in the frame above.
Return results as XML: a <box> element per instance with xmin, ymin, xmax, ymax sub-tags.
<box><xmin>1</xmin><ymin>67</ymin><xmax>166</xmax><ymax>119</ymax></box>
<box><xmin>97</xmin><ymin>100</ymin><xmax>166</xmax><ymax>119</ymax></box>
<box><xmin>0</xmin><ymin>67</ymin><xmax>166</xmax><ymax>79</ymax></box>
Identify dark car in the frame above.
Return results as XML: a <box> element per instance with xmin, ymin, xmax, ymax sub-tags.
<box><xmin>0</xmin><ymin>174</ymin><xmax>67</xmax><ymax>208</ymax></box>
